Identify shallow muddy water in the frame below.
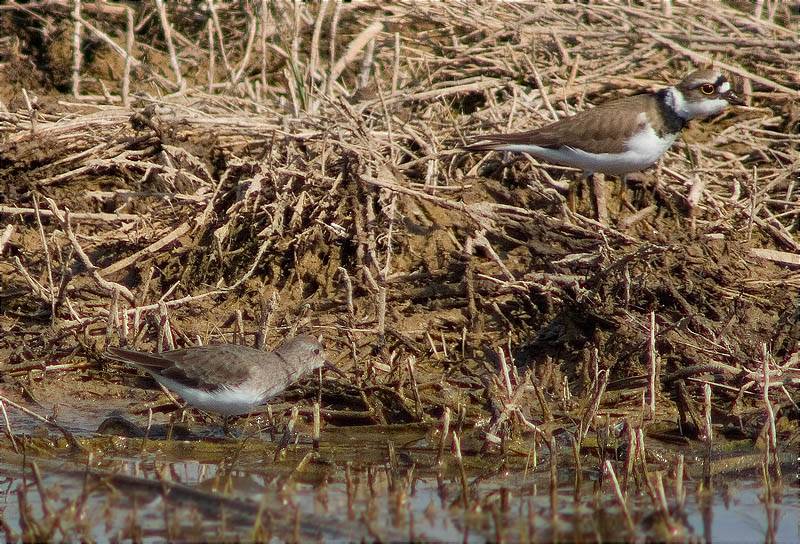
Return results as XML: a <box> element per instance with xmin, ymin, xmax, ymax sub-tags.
<box><xmin>0</xmin><ymin>411</ymin><xmax>797</xmax><ymax>542</ymax></box>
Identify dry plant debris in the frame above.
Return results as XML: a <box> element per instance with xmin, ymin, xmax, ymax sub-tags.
<box><xmin>0</xmin><ymin>1</ymin><xmax>798</xmax><ymax>450</ymax></box>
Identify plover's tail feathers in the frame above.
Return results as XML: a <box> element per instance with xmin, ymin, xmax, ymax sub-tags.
<box><xmin>462</xmin><ymin>137</ymin><xmax>507</xmax><ymax>152</ymax></box>
<box><xmin>462</xmin><ymin>129</ymin><xmax>560</xmax><ymax>153</ymax></box>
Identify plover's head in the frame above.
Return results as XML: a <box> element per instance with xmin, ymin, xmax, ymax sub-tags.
<box><xmin>669</xmin><ymin>69</ymin><xmax>743</xmax><ymax>120</ymax></box>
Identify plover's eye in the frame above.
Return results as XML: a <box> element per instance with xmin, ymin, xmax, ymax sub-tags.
<box><xmin>700</xmin><ymin>83</ymin><xmax>715</xmax><ymax>95</ymax></box>
<box><xmin>313</xmin><ymin>348</ymin><xmax>321</xmax><ymax>355</ymax></box>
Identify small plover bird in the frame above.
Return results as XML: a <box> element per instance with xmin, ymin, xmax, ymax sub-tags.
<box><xmin>464</xmin><ymin>69</ymin><xmax>742</xmax><ymax>185</ymax></box>
<box><xmin>106</xmin><ymin>335</ymin><xmax>342</xmax><ymax>421</ymax></box>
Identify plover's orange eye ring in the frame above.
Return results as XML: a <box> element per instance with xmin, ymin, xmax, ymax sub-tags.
<box><xmin>700</xmin><ymin>83</ymin><xmax>715</xmax><ymax>95</ymax></box>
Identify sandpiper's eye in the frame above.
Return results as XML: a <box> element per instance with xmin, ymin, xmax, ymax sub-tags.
<box><xmin>313</xmin><ymin>348</ymin><xmax>321</xmax><ymax>355</ymax></box>
<box><xmin>700</xmin><ymin>83</ymin><xmax>715</xmax><ymax>95</ymax></box>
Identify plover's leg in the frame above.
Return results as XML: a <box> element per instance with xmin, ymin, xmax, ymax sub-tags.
<box><xmin>568</xmin><ymin>172</ymin><xmax>588</xmax><ymax>212</ymax></box>
<box><xmin>590</xmin><ymin>172</ymin><xmax>608</xmax><ymax>224</ymax></box>
<box><xmin>616</xmin><ymin>173</ymin><xmax>629</xmax><ymax>205</ymax></box>
<box><xmin>614</xmin><ymin>173</ymin><xmax>640</xmax><ymax>214</ymax></box>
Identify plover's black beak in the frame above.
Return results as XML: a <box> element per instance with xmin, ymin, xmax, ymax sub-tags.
<box><xmin>323</xmin><ymin>360</ymin><xmax>347</xmax><ymax>379</ymax></box>
<box><xmin>724</xmin><ymin>90</ymin><xmax>745</xmax><ymax>106</ymax></box>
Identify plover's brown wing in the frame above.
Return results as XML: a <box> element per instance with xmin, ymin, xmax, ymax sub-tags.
<box><xmin>106</xmin><ymin>345</ymin><xmax>267</xmax><ymax>392</ymax></box>
<box><xmin>464</xmin><ymin>94</ymin><xmax>651</xmax><ymax>155</ymax></box>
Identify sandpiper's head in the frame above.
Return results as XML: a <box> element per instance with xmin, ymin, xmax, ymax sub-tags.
<box><xmin>670</xmin><ymin>69</ymin><xmax>743</xmax><ymax>120</ymax></box>
<box><xmin>276</xmin><ymin>334</ymin><xmax>328</xmax><ymax>373</ymax></box>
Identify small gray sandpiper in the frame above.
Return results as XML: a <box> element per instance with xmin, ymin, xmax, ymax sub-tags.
<box><xmin>106</xmin><ymin>335</ymin><xmax>342</xmax><ymax>422</ymax></box>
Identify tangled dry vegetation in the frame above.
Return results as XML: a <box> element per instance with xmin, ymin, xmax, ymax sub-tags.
<box><xmin>0</xmin><ymin>1</ymin><xmax>799</xmax><ymax>445</ymax></box>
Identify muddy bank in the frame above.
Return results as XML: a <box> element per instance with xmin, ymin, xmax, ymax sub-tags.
<box><xmin>1</xmin><ymin>1</ymin><xmax>798</xmax><ymax>541</ymax></box>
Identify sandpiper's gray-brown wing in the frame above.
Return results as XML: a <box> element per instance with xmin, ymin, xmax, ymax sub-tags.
<box><xmin>106</xmin><ymin>345</ymin><xmax>278</xmax><ymax>393</ymax></box>
<box><xmin>464</xmin><ymin>94</ymin><xmax>653</xmax><ymax>155</ymax></box>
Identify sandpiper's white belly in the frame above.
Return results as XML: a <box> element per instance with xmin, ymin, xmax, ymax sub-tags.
<box><xmin>155</xmin><ymin>375</ymin><xmax>267</xmax><ymax>416</ymax></box>
<box><xmin>497</xmin><ymin>125</ymin><xmax>678</xmax><ymax>176</ymax></box>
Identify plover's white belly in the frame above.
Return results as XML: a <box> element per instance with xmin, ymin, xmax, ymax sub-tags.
<box><xmin>497</xmin><ymin>126</ymin><xmax>678</xmax><ymax>176</ymax></box>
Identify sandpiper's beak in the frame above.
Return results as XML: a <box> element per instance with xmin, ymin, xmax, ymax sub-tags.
<box><xmin>323</xmin><ymin>360</ymin><xmax>347</xmax><ymax>379</ymax></box>
<box><xmin>724</xmin><ymin>90</ymin><xmax>745</xmax><ymax>106</ymax></box>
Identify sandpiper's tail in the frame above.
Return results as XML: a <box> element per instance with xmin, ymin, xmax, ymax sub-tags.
<box><xmin>105</xmin><ymin>346</ymin><xmax>172</xmax><ymax>371</ymax></box>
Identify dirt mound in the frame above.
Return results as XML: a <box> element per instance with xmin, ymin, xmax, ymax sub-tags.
<box><xmin>1</xmin><ymin>2</ymin><xmax>798</xmax><ymax>439</ymax></box>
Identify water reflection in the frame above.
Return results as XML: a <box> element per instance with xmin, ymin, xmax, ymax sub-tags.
<box><xmin>0</xmin><ymin>432</ymin><xmax>797</xmax><ymax>542</ymax></box>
